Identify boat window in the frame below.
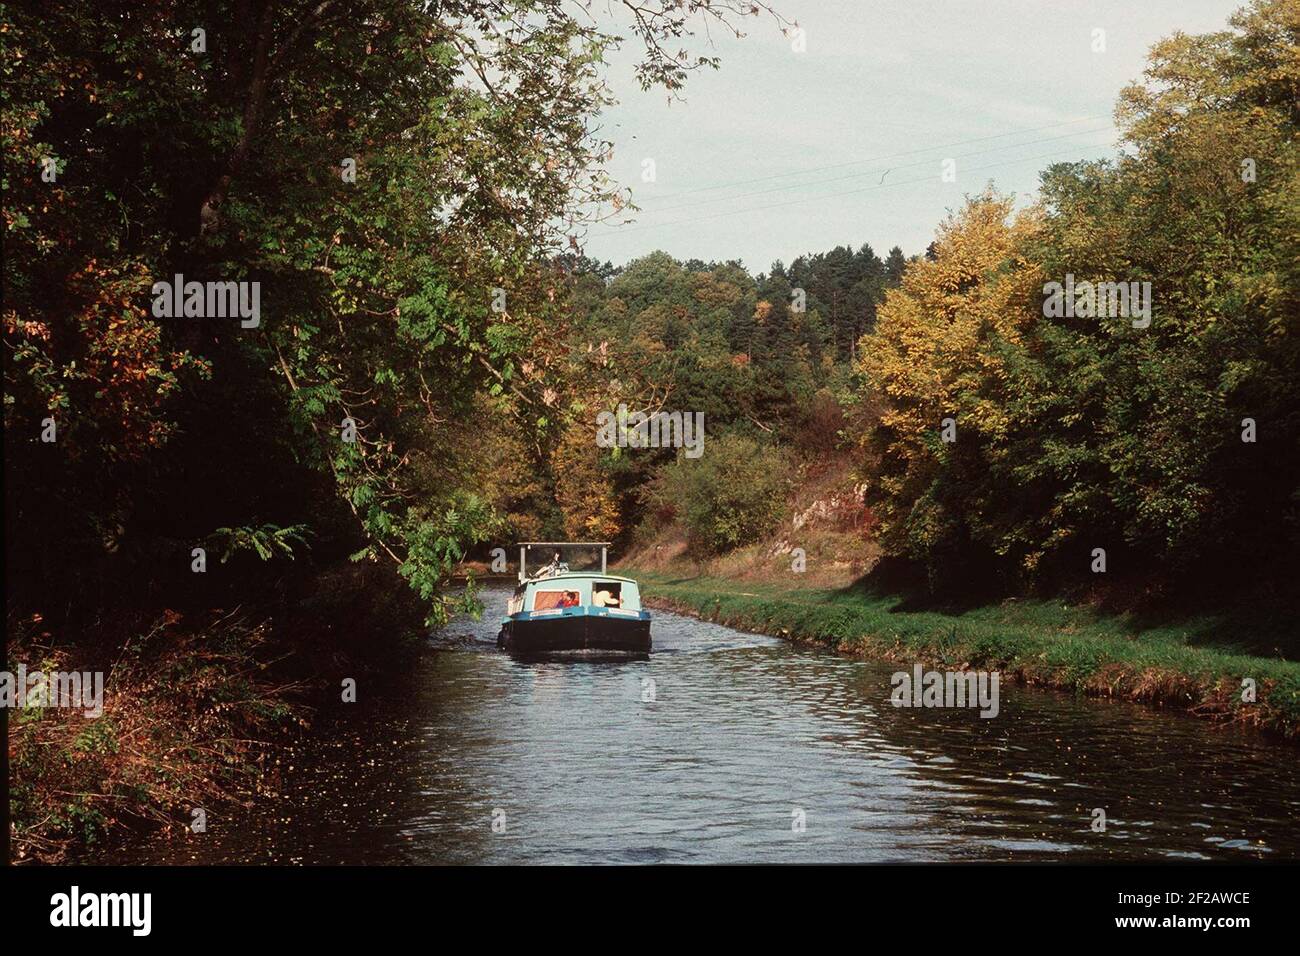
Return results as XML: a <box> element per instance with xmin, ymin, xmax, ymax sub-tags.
<box><xmin>533</xmin><ymin>590</ymin><xmax>581</xmax><ymax>610</ymax></box>
<box><xmin>592</xmin><ymin>582</ymin><xmax>622</xmax><ymax>607</ymax></box>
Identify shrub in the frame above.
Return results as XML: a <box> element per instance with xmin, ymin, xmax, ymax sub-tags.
<box><xmin>646</xmin><ymin>434</ymin><xmax>789</xmax><ymax>556</ymax></box>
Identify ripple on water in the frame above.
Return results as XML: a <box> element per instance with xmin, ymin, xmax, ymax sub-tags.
<box><xmin>89</xmin><ymin>587</ymin><xmax>1300</xmax><ymax>864</ymax></box>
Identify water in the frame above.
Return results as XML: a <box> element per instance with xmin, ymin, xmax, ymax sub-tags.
<box><xmin>96</xmin><ymin>587</ymin><xmax>1300</xmax><ymax>864</ymax></box>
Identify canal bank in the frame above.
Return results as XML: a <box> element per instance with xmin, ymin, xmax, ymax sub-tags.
<box><xmin>8</xmin><ymin>561</ymin><xmax>431</xmax><ymax>864</ymax></box>
<box><xmin>81</xmin><ymin>587</ymin><xmax>1300</xmax><ymax>863</ymax></box>
<box><xmin>629</xmin><ymin>571</ymin><xmax>1300</xmax><ymax>741</ymax></box>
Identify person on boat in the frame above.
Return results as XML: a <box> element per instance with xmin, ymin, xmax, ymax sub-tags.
<box><xmin>560</xmin><ymin>590</ymin><xmax>580</xmax><ymax>608</ymax></box>
<box><xmin>593</xmin><ymin>588</ymin><xmax>620</xmax><ymax>608</ymax></box>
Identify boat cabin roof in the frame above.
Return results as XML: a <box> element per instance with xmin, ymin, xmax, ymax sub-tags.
<box><xmin>516</xmin><ymin>572</ymin><xmax>639</xmax><ymax>592</ymax></box>
<box><xmin>516</xmin><ymin>541</ymin><xmax>612</xmax><ymax>546</ymax></box>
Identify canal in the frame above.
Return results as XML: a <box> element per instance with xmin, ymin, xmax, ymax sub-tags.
<box><xmin>97</xmin><ymin>587</ymin><xmax>1300</xmax><ymax>863</ymax></box>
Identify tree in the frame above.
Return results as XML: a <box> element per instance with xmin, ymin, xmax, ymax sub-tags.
<box><xmin>884</xmin><ymin>246</ymin><xmax>908</xmax><ymax>286</ymax></box>
<box><xmin>643</xmin><ymin>434</ymin><xmax>789</xmax><ymax>556</ymax></box>
<box><xmin>855</xmin><ymin>0</ymin><xmax>1300</xmax><ymax>591</ymax></box>
<box><xmin>3</xmin><ymin>0</ymin><xmax>795</xmax><ymax>625</ymax></box>
<box><xmin>857</xmin><ymin>191</ymin><xmax>1044</xmax><ymax>581</ymax></box>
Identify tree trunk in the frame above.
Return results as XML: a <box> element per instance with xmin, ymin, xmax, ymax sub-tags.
<box><xmin>199</xmin><ymin>1</ymin><xmax>275</xmax><ymax>235</ymax></box>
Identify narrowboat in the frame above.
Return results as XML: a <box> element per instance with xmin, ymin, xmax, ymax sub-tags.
<box><xmin>497</xmin><ymin>542</ymin><xmax>652</xmax><ymax>656</ymax></box>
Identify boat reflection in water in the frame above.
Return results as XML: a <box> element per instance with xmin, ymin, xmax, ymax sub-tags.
<box><xmin>496</xmin><ymin>542</ymin><xmax>652</xmax><ymax>659</ymax></box>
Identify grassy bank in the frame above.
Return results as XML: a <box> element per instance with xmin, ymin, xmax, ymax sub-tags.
<box><xmin>630</xmin><ymin>570</ymin><xmax>1300</xmax><ymax>740</ymax></box>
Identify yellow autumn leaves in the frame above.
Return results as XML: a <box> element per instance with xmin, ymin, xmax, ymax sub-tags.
<box><xmin>857</xmin><ymin>191</ymin><xmax>1046</xmax><ymax>559</ymax></box>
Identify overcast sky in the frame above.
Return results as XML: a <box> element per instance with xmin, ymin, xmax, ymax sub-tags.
<box><xmin>582</xmin><ymin>0</ymin><xmax>1243</xmax><ymax>272</ymax></box>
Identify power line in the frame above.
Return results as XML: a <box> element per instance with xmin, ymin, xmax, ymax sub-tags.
<box><xmin>637</xmin><ymin>115</ymin><xmax>1109</xmax><ymax>202</ymax></box>
<box><xmin>636</xmin><ymin>125</ymin><xmax>1115</xmax><ymax>215</ymax></box>
<box><xmin>595</xmin><ymin>138</ymin><xmax>1119</xmax><ymax>236</ymax></box>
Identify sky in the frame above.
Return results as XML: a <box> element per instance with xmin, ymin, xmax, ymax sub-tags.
<box><xmin>582</xmin><ymin>0</ymin><xmax>1245</xmax><ymax>272</ymax></box>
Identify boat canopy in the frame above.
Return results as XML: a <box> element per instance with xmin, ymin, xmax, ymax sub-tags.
<box><xmin>509</xmin><ymin>573</ymin><xmax>642</xmax><ymax>614</ymax></box>
<box><xmin>516</xmin><ymin>542</ymin><xmax>612</xmax><ymax>582</ymax></box>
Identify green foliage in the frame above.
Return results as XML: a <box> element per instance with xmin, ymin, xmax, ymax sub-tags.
<box><xmin>786</xmin><ymin>243</ymin><xmax>889</xmax><ymax>362</ymax></box>
<box><xmin>4</xmin><ymin>2</ymin><xmax>798</xmax><ymax>626</ymax></box>
<box><xmin>856</xmin><ymin>0</ymin><xmax>1300</xmax><ymax>591</ymax></box>
<box><xmin>554</xmin><ymin>243</ymin><xmax>892</xmax><ymax>545</ymax></box>
<box><xmin>73</xmin><ymin>719</ymin><xmax>120</xmax><ymax>757</ymax></box>
<box><xmin>395</xmin><ymin>491</ymin><xmax>501</xmax><ymax>627</ymax></box>
<box><xmin>207</xmin><ymin>524</ymin><xmax>311</xmax><ymax>563</ymax></box>
<box><xmin>645</xmin><ymin>434</ymin><xmax>790</xmax><ymax>556</ymax></box>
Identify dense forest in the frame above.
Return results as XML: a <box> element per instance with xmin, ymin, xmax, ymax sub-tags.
<box><xmin>536</xmin><ymin>242</ymin><xmax>909</xmax><ymax>552</ymax></box>
<box><xmin>563</xmin><ymin>0</ymin><xmax>1300</xmax><ymax>598</ymax></box>
<box><xmin>4</xmin><ymin>0</ymin><xmax>802</xmax><ymax>860</ymax></box>
<box><xmin>5</xmin><ymin>0</ymin><xmax>1298</xmax><ymax>860</ymax></box>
